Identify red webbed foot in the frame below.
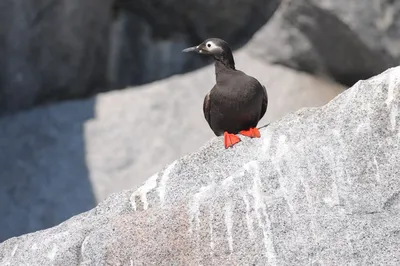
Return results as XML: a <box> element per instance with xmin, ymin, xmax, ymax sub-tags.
<box><xmin>223</xmin><ymin>132</ymin><xmax>241</xmax><ymax>149</ymax></box>
<box><xmin>239</xmin><ymin>127</ymin><xmax>261</xmax><ymax>138</ymax></box>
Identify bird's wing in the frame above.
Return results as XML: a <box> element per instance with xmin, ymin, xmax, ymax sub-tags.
<box><xmin>260</xmin><ymin>85</ymin><xmax>268</xmax><ymax>120</ymax></box>
<box><xmin>203</xmin><ymin>91</ymin><xmax>212</xmax><ymax>127</ymax></box>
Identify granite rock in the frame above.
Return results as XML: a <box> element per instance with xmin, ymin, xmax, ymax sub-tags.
<box><xmin>247</xmin><ymin>0</ymin><xmax>399</xmax><ymax>86</ymax></box>
<box><xmin>314</xmin><ymin>0</ymin><xmax>400</xmax><ymax>60</ymax></box>
<box><xmin>1</xmin><ymin>65</ymin><xmax>399</xmax><ymax>265</ymax></box>
<box><xmin>0</xmin><ymin>49</ymin><xmax>344</xmax><ymax>242</ymax></box>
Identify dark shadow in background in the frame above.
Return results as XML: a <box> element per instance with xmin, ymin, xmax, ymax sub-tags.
<box><xmin>109</xmin><ymin>0</ymin><xmax>282</xmax><ymax>89</ymax></box>
<box><xmin>0</xmin><ymin>98</ymin><xmax>96</xmax><ymax>242</ymax></box>
<box><xmin>281</xmin><ymin>0</ymin><xmax>394</xmax><ymax>87</ymax></box>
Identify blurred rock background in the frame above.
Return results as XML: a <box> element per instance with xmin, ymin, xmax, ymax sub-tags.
<box><xmin>0</xmin><ymin>0</ymin><xmax>398</xmax><ymax>242</ymax></box>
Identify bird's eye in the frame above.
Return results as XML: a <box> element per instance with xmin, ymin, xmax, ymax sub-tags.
<box><xmin>207</xmin><ymin>43</ymin><xmax>211</xmax><ymax>48</ymax></box>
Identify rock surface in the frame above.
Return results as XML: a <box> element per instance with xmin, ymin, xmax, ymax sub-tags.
<box><xmin>247</xmin><ymin>0</ymin><xmax>400</xmax><ymax>86</ymax></box>
<box><xmin>0</xmin><ymin>49</ymin><xmax>344</xmax><ymax>242</ymax></box>
<box><xmin>1</xmin><ymin>66</ymin><xmax>399</xmax><ymax>265</ymax></box>
<box><xmin>108</xmin><ymin>0</ymin><xmax>280</xmax><ymax>88</ymax></box>
<box><xmin>0</xmin><ymin>0</ymin><xmax>113</xmax><ymax>115</ymax></box>
<box><xmin>314</xmin><ymin>0</ymin><xmax>400</xmax><ymax>60</ymax></box>
<box><xmin>107</xmin><ymin>10</ymin><xmax>195</xmax><ymax>88</ymax></box>
<box><xmin>2</xmin><ymin>0</ymin><xmax>399</xmax><ymax>113</ymax></box>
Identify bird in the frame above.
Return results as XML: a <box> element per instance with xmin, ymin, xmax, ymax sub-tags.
<box><xmin>182</xmin><ymin>38</ymin><xmax>268</xmax><ymax>149</ymax></box>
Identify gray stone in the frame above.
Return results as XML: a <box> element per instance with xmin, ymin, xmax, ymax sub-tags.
<box><xmin>3</xmin><ymin>0</ymin><xmax>399</xmax><ymax>115</ymax></box>
<box><xmin>108</xmin><ymin>0</ymin><xmax>280</xmax><ymax>88</ymax></box>
<box><xmin>314</xmin><ymin>0</ymin><xmax>400</xmax><ymax>60</ymax></box>
<box><xmin>107</xmin><ymin>10</ymin><xmax>196</xmax><ymax>88</ymax></box>
<box><xmin>247</xmin><ymin>0</ymin><xmax>399</xmax><ymax>86</ymax></box>
<box><xmin>0</xmin><ymin>0</ymin><xmax>279</xmax><ymax>114</ymax></box>
<box><xmin>113</xmin><ymin>0</ymin><xmax>280</xmax><ymax>46</ymax></box>
<box><xmin>0</xmin><ymin>49</ymin><xmax>344</xmax><ymax>242</ymax></box>
<box><xmin>0</xmin><ymin>0</ymin><xmax>113</xmax><ymax>115</ymax></box>
<box><xmin>1</xmin><ymin>65</ymin><xmax>399</xmax><ymax>265</ymax></box>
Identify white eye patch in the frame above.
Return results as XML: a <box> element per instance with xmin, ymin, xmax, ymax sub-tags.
<box><xmin>205</xmin><ymin>41</ymin><xmax>221</xmax><ymax>52</ymax></box>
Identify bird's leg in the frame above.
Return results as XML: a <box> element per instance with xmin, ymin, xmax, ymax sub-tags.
<box><xmin>223</xmin><ymin>132</ymin><xmax>241</xmax><ymax>148</ymax></box>
<box><xmin>239</xmin><ymin>128</ymin><xmax>261</xmax><ymax>138</ymax></box>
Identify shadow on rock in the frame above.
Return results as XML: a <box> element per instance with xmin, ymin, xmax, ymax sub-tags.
<box><xmin>247</xmin><ymin>0</ymin><xmax>396</xmax><ymax>87</ymax></box>
<box><xmin>0</xmin><ymin>99</ymin><xmax>97</xmax><ymax>242</ymax></box>
<box><xmin>108</xmin><ymin>0</ymin><xmax>281</xmax><ymax>89</ymax></box>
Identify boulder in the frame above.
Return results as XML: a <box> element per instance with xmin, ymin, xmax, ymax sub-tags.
<box><xmin>107</xmin><ymin>10</ymin><xmax>197</xmax><ymax>88</ymax></box>
<box><xmin>1</xmin><ymin>65</ymin><xmax>399</xmax><ymax>265</ymax></box>
<box><xmin>0</xmin><ymin>49</ymin><xmax>344</xmax><ymax>242</ymax></box>
<box><xmin>314</xmin><ymin>0</ymin><xmax>400</xmax><ymax>60</ymax></box>
<box><xmin>247</xmin><ymin>0</ymin><xmax>399</xmax><ymax>86</ymax></box>
<box><xmin>108</xmin><ymin>0</ymin><xmax>281</xmax><ymax>88</ymax></box>
<box><xmin>0</xmin><ymin>0</ymin><xmax>113</xmax><ymax>115</ymax></box>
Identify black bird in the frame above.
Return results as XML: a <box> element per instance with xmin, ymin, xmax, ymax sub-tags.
<box><xmin>182</xmin><ymin>38</ymin><xmax>268</xmax><ymax>149</ymax></box>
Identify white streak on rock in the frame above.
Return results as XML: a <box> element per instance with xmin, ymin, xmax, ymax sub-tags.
<box><xmin>300</xmin><ymin>154</ymin><xmax>320</xmax><ymax>242</ymax></box>
<box><xmin>130</xmin><ymin>173</ymin><xmax>159</xmax><ymax>211</ymax></box>
<box><xmin>157</xmin><ymin>161</ymin><xmax>177</xmax><ymax>206</ymax></box>
<box><xmin>274</xmin><ymin>162</ymin><xmax>295</xmax><ymax>215</ymax></box>
<box><xmin>209</xmin><ymin>209</ymin><xmax>215</xmax><ymax>255</ymax></box>
<box><xmin>11</xmin><ymin>244</ymin><xmax>18</xmax><ymax>257</ymax></box>
<box><xmin>262</xmin><ymin>129</ymin><xmax>273</xmax><ymax>155</ymax></box>
<box><xmin>245</xmin><ymin>161</ymin><xmax>277</xmax><ymax>266</ymax></box>
<box><xmin>46</xmin><ymin>244</ymin><xmax>58</xmax><ymax>260</ymax></box>
<box><xmin>332</xmin><ymin>129</ymin><xmax>352</xmax><ymax>186</ymax></box>
<box><xmin>385</xmin><ymin>72</ymin><xmax>399</xmax><ymax>131</ymax></box>
<box><xmin>81</xmin><ymin>236</ymin><xmax>90</xmax><ymax>255</ymax></box>
<box><xmin>31</xmin><ymin>243</ymin><xmax>38</xmax><ymax>250</ymax></box>
<box><xmin>385</xmin><ymin>74</ymin><xmax>394</xmax><ymax>106</ymax></box>
<box><xmin>272</xmin><ymin>136</ymin><xmax>295</xmax><ymax>215</ymax></box>
<box><xmin>300</xmin><ymin>172</ymin><xmax>320</xmax><ymax>245</ymax></box>
<box><xmin>241</xmin><ymin>191</ymin><xmax>255</xmax><ymax>239</ymax></box>
<box><xmin>331</xmin><ymin>181</ymin><xmax>340</xmax><ymax>206</ymax></box>
<box><xmin>188</xmin><ymin>184</ymin><xmax>214</xmax><ymax>234</ymax></box>
<box><xmin>222</xmin><ymin>168</ymin><xmax>244</xmax><ymax>188</ymax></box>
<box><xmin>355</xmin><ymin>121</ymin><xmax>370</xmax><ymax>134</ymax></box>
<box><xmin>224</xmin><ymin>199</ymin><xmax>234</xmax><ymax>253</ymax></box>
<box><xmin>222</xmin><ymin>175</ymin><xmax>234</xmax><ymax>187</ymax></box>
<box><xmin>276</xmin><ymin>135</ymin><xmax>289</xmax><ymax>157</ymax></box>
<box><xmin>373</xmin><ymin>156</ymin><xmax>381</xmax><ymax>183</ymax></box>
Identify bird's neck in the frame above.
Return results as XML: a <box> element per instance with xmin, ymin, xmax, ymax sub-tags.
<box><xmin>214</xmin><ymin>54</ymin><xmax>235</xmax><ymax>82</ymax></box>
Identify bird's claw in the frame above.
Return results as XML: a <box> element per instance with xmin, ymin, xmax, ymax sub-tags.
<box><xmin>223</xmin><ymin>132</ymin><xmax>241</xmax><ymax>148</ymax></box>
<box><xmin>239</xmin><ymin>128</ymin><xmax>261</xmax><ymax>138</ymax></box>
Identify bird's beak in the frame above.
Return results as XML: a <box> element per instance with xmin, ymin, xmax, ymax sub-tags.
<box><xmin>182</xmin><ymin>44</ymin><xmax>210</xmax><ymax>54</ymax></box>
<box><xmin>182</xmin><ymin>45</ymin><xmax>200</xmax><ymax>53</ymax></box>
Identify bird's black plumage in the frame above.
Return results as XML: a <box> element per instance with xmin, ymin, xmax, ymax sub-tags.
<box><xmin>183</xmin><ymin>38</ymin><xmax>268</xmax><ymax>137</ymax></box>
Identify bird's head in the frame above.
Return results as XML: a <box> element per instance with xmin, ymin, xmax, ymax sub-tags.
<box><xmin>182</xmin><ymin>38</ymin><xmax>232</xmax><ymax>57</ymax></box>
<box><xmin>182</xmin><ymin>38</ymin><xmax>235</xmax><ymax>68</ymax></box>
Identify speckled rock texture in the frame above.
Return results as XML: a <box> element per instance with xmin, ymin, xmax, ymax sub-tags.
<box><xmin>1</xmin><ymin>66</ymin><xmax>399</xmax><ymax>265</ymax></box>
<box><xmin>0</xmin><ymin>49</ymin><xmax>344</xmax><ymax>242</ymax></box>
<box><xmin>248</xmin><ymin>0</ymin><xmax>400</xmax><ymax>86</ymax></box>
